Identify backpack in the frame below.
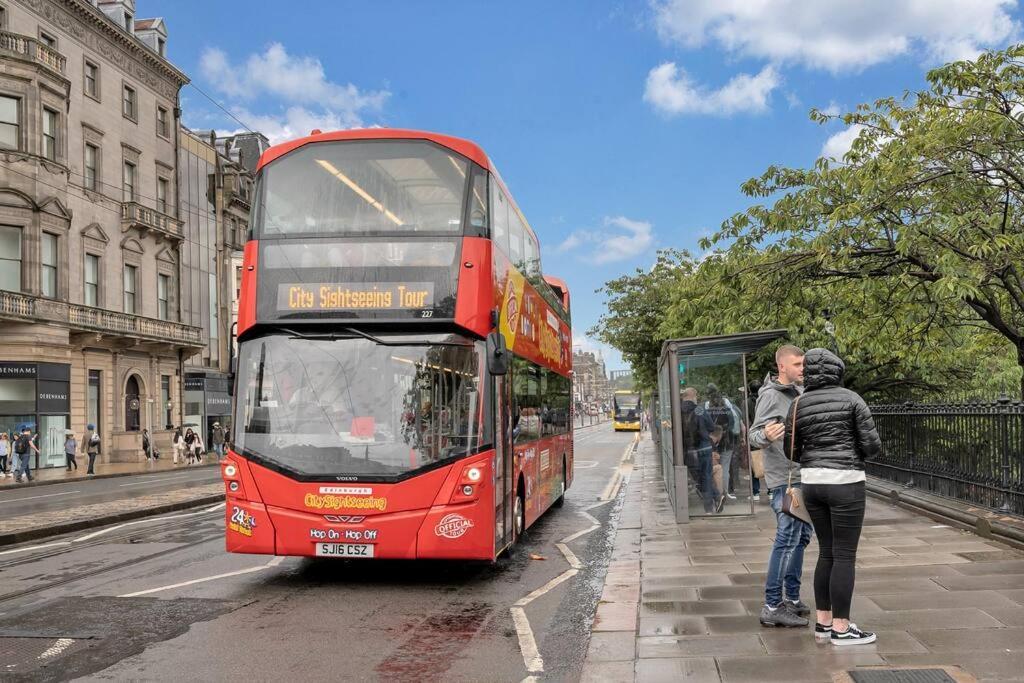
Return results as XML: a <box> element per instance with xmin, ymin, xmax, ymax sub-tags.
<box><xmin>15</xmin><ymin>434</ymin><xmax>29</xmax><ymax>455</ymax></box>
<box><xmin>681</xmin><ymin>407</ymin><xmax>701</xmax><ymax>450</ymax></box>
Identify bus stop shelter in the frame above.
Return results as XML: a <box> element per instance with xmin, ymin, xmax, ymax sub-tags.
<box><xmin>655</xmin><ymin>330</ymin><xmax>787</xmax><ymax>523</ymax></box>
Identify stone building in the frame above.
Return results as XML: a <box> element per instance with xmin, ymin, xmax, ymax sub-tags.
<box><xmin>0</xmin><ymin>0</ymin><xmax>200</xmax><ymax>466</ymax></box>
<box><xmin>573</xmin><ymin>349</ymin><xmax>610</xmax><ymax>407</ymax></box>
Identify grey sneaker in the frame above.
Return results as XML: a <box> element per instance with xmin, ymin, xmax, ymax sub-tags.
<box><xmin>760</xmin><ymin>603</ymin><xmax>809</xmax><ymax>627</ymax></box>
<box><xmin>785</xmin><ymin>598</ymin><xmax>811</xmax><ymax>617</ymax></box>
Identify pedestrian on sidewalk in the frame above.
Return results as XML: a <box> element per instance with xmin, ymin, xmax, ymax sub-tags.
<box><xmin>64</xmin><ymin>431</ymin><xmax>78</xmax><ymax>471</ymax></box>
<box><xmin>142</xmin><ymin>429</ymin><xmax>152</xmax><ymax>461</ymax></box>
<box><xmin>0</xmin><ymin>432</ymin><xmax>9</xmax><ymax>477</ymax></box>
<box><xmin>785</xmin><ymin>348</ymin><xmax>882</xmax><ymax>646</ymax></box>
<box><xmin>184</xmin><ymin>428</ymin><xmax>196</xmax><ymax>464</ymax></box>
<box><xmin>83</xmin><ymin>424</ymin><xmax>100</xmax><ymax>475</ymax></box>
<box><xmin>750</xmin><ymin>344</ymin><xmax>812</xmax><ymax>628</ymax></box>
<box><xmin>172</xmin><ymin>426</ymin><xmax>184</xmax><ymax>465</ymax></box>
<box><xmin>14</xmin><ymin>425</ymin><xmax>38</xmax><ymax>483</ymax></box>
<box><xmin>211</xmin><ymin>422</ymin><xmax>225</xmax><ymax>459</ymax></box>
<box><xmin>192</xmin><ymin>432</ymin><xmax>205</xmax><ymax>464</ymax></box>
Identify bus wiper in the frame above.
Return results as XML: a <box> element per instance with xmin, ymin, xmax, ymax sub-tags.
<box><xmin>283</xmin><ymin>327</ymin><xmax>469</xmax><ymax>347</ymax></box>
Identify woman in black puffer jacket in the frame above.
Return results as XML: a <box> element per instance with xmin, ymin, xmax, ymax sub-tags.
<box><xmin>784</xmin><ymin>348</ymin><xmax>881</xmax><ymax>646</ymax></box>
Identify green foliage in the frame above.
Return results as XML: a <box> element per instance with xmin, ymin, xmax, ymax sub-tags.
<box><xmin>593</xmin><ymin>45</ymin><xmax>1024</xmax><ymax>400</ymax></box>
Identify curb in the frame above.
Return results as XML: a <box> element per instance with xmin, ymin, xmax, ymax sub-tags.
<box><xmin>0</xmin><ymin>492</ymin><xmax>226</xmax><ymax>547</ymax></box>
<box><xmin>866</xmin><ymin>478</ymin><xmax>1024</xmax><ymax>551</ymax></box>
<box><xmin>0</xmin><ymin>462</ymin><xmax>220</xmax><ymax>490</ymax></box>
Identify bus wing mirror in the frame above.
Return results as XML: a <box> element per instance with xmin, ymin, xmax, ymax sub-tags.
<box><xmin>487</xmin><ymin>331</ymin><xmax>509</xmax><ymax>376</ymax></box>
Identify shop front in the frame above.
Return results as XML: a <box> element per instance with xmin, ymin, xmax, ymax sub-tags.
<box><xmin>0</xmin><ymin>361</ymin><xmax>71</xmax><ymax>469</ymax></box>
<box><xmin>184</xmin><ymin>373</ymin><xmax>233</xmax><ymax>450</ymax></box>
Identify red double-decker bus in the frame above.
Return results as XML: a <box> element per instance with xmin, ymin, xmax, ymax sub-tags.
<box><xmin>222</xmin><ymin>129</ymin><xmax>573</xmax><ymax>560</ymax></box>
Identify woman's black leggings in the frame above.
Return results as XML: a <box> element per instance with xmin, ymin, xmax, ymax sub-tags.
<box><xmin>802</xmin><ymin>481</ymin><xmax>866</xmax><ymax>620</ymax></box>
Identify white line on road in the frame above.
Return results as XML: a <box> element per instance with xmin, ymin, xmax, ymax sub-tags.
<box><xmin>119</xmin><ymin>555</ymin><xmax>285</xmax><ymax>597</ymax></box>
<box><xmin>118</xmin><ymin>474</ymin><xmax>197</xmax><ymax>487</ymax></box>
<box><xmin>38</xmin><ymin>638</ymin><xmax>74</xmax><ymax>660</ymax></box>
<box><xmin>559</xmin><ymin>525</ymin><xmax>600</xmax><ymax>545</ymax></box>
<box><xmin>75</xmin><ymin>502</ymin><xmax>225</xmax><ymax>542</ymax></box>
<box><xmin>555</xmin><ymin>542</ymin><xmax>581</xmax><ymax>569</ymax></box>
<box><xmin>510</xmin><ymin>607</ymin><xmax>544</xmax><ymax>673</ymax></box>
<box><xmin>0</xmin><ymin>490</ymin><xmax>81</xmax><ymax>504</ymax></box>
<box><xmin>0</xmin><ymin>540</ymin><xmax>70</xmax><ymax>557</ymax></box>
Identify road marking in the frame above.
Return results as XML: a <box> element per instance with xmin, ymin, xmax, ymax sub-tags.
<box><xmin>0</xmin><ymin>490</ymin><xmax>81</xmax><ymax>504</ymax></box>
<box><xmin>555</xmin><ymin>542</ymin><xmax>581</xmax><ymax>569</ymax></box>
<box><xmin>510</xmin><ymin>607</ymin><xmax>543</xmax><ymax>673</ymax></box>
<box><xmin>0</xmin><ymin>540</ymin><xmax>70</xmax><ymax>557</ymax></box>
<box><xmin>119</xmin><ymin>474</ymin><xmax>200</xmax><ymax>487</ymax></box>
<box><xmin>119</xmin><ymin>555</ymin><xmax>285</xmax><ymax>597</ymax></box>
<box><xmin>573</xmin><ymin>460</ymin><xmax>599</xmax><ymax>469</ymax></box>
<box><xmin>38</xmin><ymin>638</ymin><xmax>74</xmax><ymax>660</ymax></box>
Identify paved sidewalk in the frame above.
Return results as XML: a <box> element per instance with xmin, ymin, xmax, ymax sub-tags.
<box><xmin>0</xmin><ymin>457</ymin><xmax>218</xmax><ymax>489</ymax></box>
<box><xmin>583</xmin><ymin>437</ymin><xmax>1024</xmax><ymax>683</ymax></box>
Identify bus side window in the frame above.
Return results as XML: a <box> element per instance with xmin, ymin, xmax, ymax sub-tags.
<box><xmin>508</xmin><ymin>207</ymin><xmax>525</xmax><ymax>267</ymax></box>
<box><xmin>524</xmin><ymin>230</ymin><xmax>540</xmax><ymax>277</ymax></box>
<box><xmin>490</xmin><ymin>180</ymin><xmax>510</xmax><ymax>257</ymax></box>
<box><xmin>468</xmin><ymin>168</ymin><xmax>488</xmax><ymax>236</ymax></box>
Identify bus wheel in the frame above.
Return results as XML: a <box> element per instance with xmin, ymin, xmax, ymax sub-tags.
<box><xmin>514</xmin><ymin>487</ymin><xmax>525</xmax><ymax>541</ymax></box>
<box><xmin>554</xmin><ymin>457</ymin><xmax>567</xmax><ymax>508</ymax></box>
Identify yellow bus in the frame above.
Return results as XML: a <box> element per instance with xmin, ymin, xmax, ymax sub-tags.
<box><xmin>612</xmin><ymin>391</ymin><xmax>642</xmax><ymax>432</ymax></box>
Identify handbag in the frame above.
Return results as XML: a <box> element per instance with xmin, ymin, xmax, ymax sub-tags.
<box><xmin>781</xmin><ymin>396</ymin><xmax>813</xmax><ymax>525</ymax></box>
<box><xmin>750</xmin><ymin>449</ymin><xmax>765</xmax><ymax>479</ymax></box>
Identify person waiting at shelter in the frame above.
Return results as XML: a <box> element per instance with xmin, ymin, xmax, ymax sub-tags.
<box><xmin>750</xmin><ymin>344</ymin><xmax>812</xmax><ymax>628</ymax></box>
<box><xmin>680</xmin><ymin>387</ymin><xmax>721</xmax><ymax>513</ymax></box>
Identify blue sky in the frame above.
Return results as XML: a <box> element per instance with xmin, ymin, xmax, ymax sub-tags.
<box><xmin>150</xmin><ymin>0</ymin><xmax>1021</xmax><ymax>372</ymax></box>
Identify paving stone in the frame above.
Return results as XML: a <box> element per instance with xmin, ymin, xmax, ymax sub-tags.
<box><xmin>950</xmin><ymin>560</ymin><xmax>1024</xmax><ymax>576</ymax></box>
<box><xmin>857</xmin><ymin>607</ymin><xmax>1005</xmax><ymax>631</ymax></box>
<box><xmin>715</xmin><ymin>653</ymin><xmax>886</xmax><ymax>682</ymax></box>
<box><xmin>585</xmin><ymin>631</ymin><xmax>637</xmax><ymax>662</ymax></box>
<box><xmin>637</xmin><ymin>634</ymin><xmax>764</xmax><ymax>658</ymax></box>
<box><xmin>855</xmin><ymin>554</ymin><xmax>970</xmax><ymax>568</ymax></box>
<box><xmin>978</xmin><ymin>607</ymin><xmax>1024</xmax><ymax>627</ymax></box>
<box><xmin>726</xmin><ymin>572</ymin><xmax>768</xmax><ymax>585</ymax></box>
<box><xmin>697</xmin><ymin>585</ymin><xmax>765</xmax><ymax>600</ymax></box>
<box><xmin>640</xmin><ymin>587</ymin><xmax>699</xmax><ymax>602</ymax></box>
<box><xmin>869</xmin><ymin>590</ymin><xmax>1021</xmax><ymax>611</ymax></box>
<box><xmin>997</xmin><ymin>589</ymin><xmax>1024</xmax><ymax>605</ymax></box>
<box><xmin>852</xmin><ymin>579</ymin><xmax>950</xmax><ymax>595</ymax></box>
<box><xmin>640</xmin><ymin>600</ymin><xmax>747</xmax><ymax>617</ymax></box>
<box><xmin>638</xmin><ymin>616</ymin><xmax>709</xmax><ymax>637</ymax></box>
<box><xmin>758</xmin><ymin>629</ymin><xmax>929</xmax><ymax>654</ymax></box>
<box><xmin>933</xmin><ymin>574</ymin><xmax>1024</xmax><ymax>591</ymax></box>
<box><xmin>593</xmin><ymin>602</ymin><xmax>638</xmax><ymax>632</ymax></box>
<box><xmin>643</xmin><ymin>565</ymin><xmax>748</xmax><ymax>578</ymax></box>
<box><xmin>954</xmin><ymin>550</ymin><xmax>1024</xmax><ymax>562</ymax></box>
<box><xmin>579</xmin><ymin>660</ymin><xmax>635</xmax><ymax>683</ymax></box>
<box><xmin>739</xmin><ymin>596</ymin><xmax>882</xmax><ymax>617</ymax></box>
<box><xmin>883</xmin><ymin>653</ymin><xmax>1024</xmax><ymax>682</ymax></box>
<box><xmin>704</xmin><ymin>616</ymin><xmax>771</xmax><ymax>635</ymax></box>
<box><xmin>881</xmin><ymin>542</ymin><xmax>1003</xmax><ymax>555</ymax></box>
<box><xmin>852</xmin><ymin>565</ymin><xmax>963</xmax><ymax>581</ymax></box>
<box><xmin>908</xmin><ymin>627</ymin><xmax>1024</xmax><ymax>652</ymax></box>
<box><xmin>634</xmin><ymin>657</ymin><xmax>721</xmax><ymax>682</ymax></box>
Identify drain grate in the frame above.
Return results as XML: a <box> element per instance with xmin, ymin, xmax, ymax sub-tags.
<box><xmin>850</xmin><ymin>670</ymin><xmax>958</xmax><ymax>683</ymax></box>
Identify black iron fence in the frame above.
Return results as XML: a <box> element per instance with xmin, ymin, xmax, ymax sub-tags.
<box><xmin>867</xmin><ymin>399</ymin><xmax>1024</xmax><ymax>516</ymax></box>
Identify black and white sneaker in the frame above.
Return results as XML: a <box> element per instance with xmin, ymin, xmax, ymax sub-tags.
<box><xmin>831</xmin><ymin>623</ymin><xmax>876</xmax><ymax>646</ymax></box>
<box><xmin>814</xmin><ymin>622</ymin><xmax>832</xmax><ymax>639</ymax></box>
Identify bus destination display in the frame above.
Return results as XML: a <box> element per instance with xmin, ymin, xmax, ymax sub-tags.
<box><xmin>277</xmin><ymin>282</ymin><xmax>435</xmax><ymax>312</ymax></box>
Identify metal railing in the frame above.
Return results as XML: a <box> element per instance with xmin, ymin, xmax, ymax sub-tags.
<box><xmin>121</xmin><ymin>201</ymin><xmax>184</xmax><ymax>239</ymax></box>
<box><xmin>0</xmin><ymin>30</ymin><xmax>66</xmax><ymax>73</ymax></box>
<box><xmin>0</xmin><ymin>289</ymin><xmax>203</xmax><ymax>346</ymax></box>
<box><xmin>574</xmin><ymin>410</ymin><xmax>610</xmax><ymax>429</ymax></box>
<box><xmin>867</xmin><ymin>399</ymin><xmax>1024</xmax><ymax>516</ymax></box>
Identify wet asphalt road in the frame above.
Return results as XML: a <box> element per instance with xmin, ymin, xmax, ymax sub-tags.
<box><xmin>0</xmin><ymin>423</ymin><xmax>636</xmax><ymax>682</ymax></box>
<box><xmin>0</xmin><ymin>468</ymin><xmax>221</xmax><ymax>517</ymax></box>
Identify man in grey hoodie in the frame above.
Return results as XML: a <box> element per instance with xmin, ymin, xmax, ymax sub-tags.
<box><xmin>749</xmin><ymin>344</ymin><xmax>813</xmax><ymax>628</ymax></box>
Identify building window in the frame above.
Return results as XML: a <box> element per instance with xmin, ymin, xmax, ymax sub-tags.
<box><xmin>156</xmin><ymin>106</ymin><xmax>169</xmax><ymax>138</ymax></box>
<box><xmin>0</xmin><ymin>225</ymin><xmax>21</xmax><ymax>292</ymax></box>
<box><xmin>41</xmin><ymin>232</ymin><xmax>57</xmax><ymax>298</ymax></box>
<box><xmin>39</xmin><ymin>31</ymin><xmax>56</xmax><ymax>48</ymax></box>
<box><xmin>209</xmin><ymin>272</ymin><xmax>219</xmax><ymax>364</ymax></box>
<box><xmin>0</xmin><ymin>7</ymin><xmax>6</xmax><ymax>29</ymax></box>
<box><xmin>122</xmin><ymin>84</ymin><xmax>136</xmax><ymax>121</ymax></box>
<box><xmin>161</xmin><ymin>375</ymin><xmax>172</xmax><ymax>428</ymax></box>
<box><xmin>84</xmin><ymin>253</ymin><xmax>99</xmax><ymax>306</ymax></box>
<box><xmin>157</xmin><ymin>177</ymin><xmax>168</xmax><ymax>213</ymax></box>
<box><xmin>123</xmin><ymin>264</ymin><xmax>137</xmax><ymax>314</ymax></box>
<box><xmin>42</xmin><ymin>107</ymin><xmax>57</xmax><ymax>161</ymax></box>
<box><xmin>124</xmin><ymin>12</ymin><xmax>133</xmax><ymax>31</ymax></box>
<box><xmin>158</xmin><ymin>38</ymin><xmax>166</xmax><ymax>57</ymax></box>
<box><xmin>84</xmin><ymin>60</ymin><xmax>99</xmax><ymax>100</ymax></box>
<box><xmin>84</xmin><ymin>143</ymin><xmax>98</xmax><ymax>191</ymax></box>
<box><xmin>0</xmin><ymin>95</ymin><xmax>19</xmax><ymax>150</ymax></box>
<box><xmin>122</xmin><ymin>160</ymin><xmax>135</xmax><ymax>201</ymax></box>
<box><xmin>88</xmin><ymin>370</ymin><xmax>101</xmax><ymax>435</ymax></box>
<box><xmin>157</xmin><ymin>273</ymin><xmax>169</xmax><ymax>320</ymax></box>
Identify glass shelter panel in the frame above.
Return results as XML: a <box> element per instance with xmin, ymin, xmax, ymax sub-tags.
<box><xmin>674</xmin><ymin>352</ymin><xmax>753</xmax><ymax>518</ymax></box>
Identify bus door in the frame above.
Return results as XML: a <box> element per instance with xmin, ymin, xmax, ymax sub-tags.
<box><xmin>493</xmin><ymin>374</ymin><xmax>515</xmax><ymax>553</ymax></box>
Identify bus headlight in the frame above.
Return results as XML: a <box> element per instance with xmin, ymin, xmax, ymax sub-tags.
<box><xmin>462</xmin><ymin>485</ymin><xmax>474</xmax><ymax>496</ymax></box>
<box><xmin>229</xmin><ymin>481</ymin><xmax>240</xmax><ymax>492</ymax></box>
<box><xmin>466</xmin><ymin>467</ymin><xmax>482</xmax><ymax>482</ymax></box>
<box><xmin>224</xmin><ymin>464</ymin><xmax>237</xmax><ymax>477</ymax></box>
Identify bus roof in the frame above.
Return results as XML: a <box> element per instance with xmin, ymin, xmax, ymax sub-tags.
<box><xmin>255</xmin><ymin>128</ymin><xmax>538</xmax><ymax>245</ymax></box>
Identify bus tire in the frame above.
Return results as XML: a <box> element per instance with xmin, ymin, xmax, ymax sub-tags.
<box><xmin>554</xmin><ymin>456</ymin><xmax>567</xmax><ymax>508</ymax></box>
<box><xmin>514</xmin><ymin>483</ymin><xmax>526</xmax><ymax>542</ymax></box>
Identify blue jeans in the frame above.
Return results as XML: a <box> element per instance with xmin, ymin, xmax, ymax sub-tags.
<box><xmin>765</xmin><ymin>485</ymin><xmax>812</xmax><ymax>607</ymax></box>
<box><xmin>16</xmin><ymin>452</ymin><xmax>32</xmax><ymax>480</ymax></box>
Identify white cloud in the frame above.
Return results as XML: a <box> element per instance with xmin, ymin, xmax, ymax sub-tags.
<box><xmin>559</xmin><ymin>216</ymin><xmax>655</xmax><ymax>264</ymax></box>
<box><xmin>198</xmin><ymin>43</ymin><xmax>388</xmax><ymax>143</ymax></box>
<box><xmin>644</xmin><ymin>62</ymin><xmax>780</xmax><ymax>116</ymax></box>
<box><xmin>651</xmin><ymin>0</ymin><xmax>1019</xmax><ymax>72</ymax></box>
<box><xmin>821</xmin><ymin>124</ymin><xmax>866</xmax><ymax>159</ymax></box>
<box><xmin>821</xmin><ymin>101</ymin><xmax>842</xmax><ymax>117</ymax></box>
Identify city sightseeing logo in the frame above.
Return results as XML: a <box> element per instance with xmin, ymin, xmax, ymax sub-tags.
<box><xmin>304</xmin><ymin>493</ymin><xmax>387</xmax><ymax>512</ymax></box>
<box><xmin>434</xmin><ymin>513</ymin><xmax>474</xmax><ymax>539</ymax></box>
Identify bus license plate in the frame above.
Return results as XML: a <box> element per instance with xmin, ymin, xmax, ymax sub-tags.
<box><xmin>315</xmin><ymin>543</ymin><xmax>375</xmax><ymax>558</ymax></box>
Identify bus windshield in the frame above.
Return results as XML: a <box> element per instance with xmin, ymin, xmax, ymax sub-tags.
<box><xmin>614</xmin><ymin>393</ymin><xmax>640</xmax><ymax>411</ymax></box>
<box><xmin>253</xmin><ymin>140</ymin><xmax>471</xmax><ymax>236</ymax></box>
<box><xmin>233</xmin><ymin>332</ymin><xmax>487</xmax><ymax>479</ymax></box>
